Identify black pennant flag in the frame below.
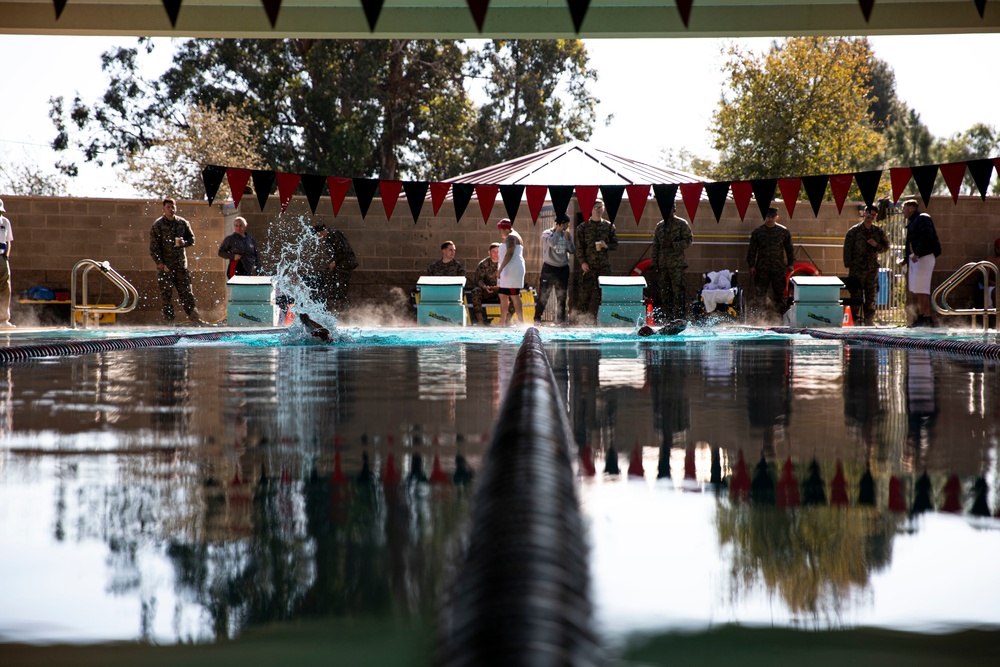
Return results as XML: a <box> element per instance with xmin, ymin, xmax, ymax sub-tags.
<box><xmin>704</xmin><ymin>181</ymin><xmax>730</xmax><ymax>223</ymax></box>
<box><xmin>967</xmin><ymin>158</ymin><xmax>995</xmax><ymax>200</ymax></box>
<box><xmin>802</xmin><ymin>175</ymin><xmax>829</xmax><ymax>217</ymax></box>
<box><xmin>548</xmin><ymin>185</ymin><xmax>575</xmax><ymax>220</ymax></box>
<box><xmin>910</xmin><ymin>165</ymin><xmax>939</xmax><ymax>206</ymax></box>
<box><xmin>300</xmin><ymin>174</ymin><xmax>327</xmax><ymax>214</ymax></box>
<box><xmin>201</xmin><ymin>165</ymin><xmax>226</xmax><ymax>205</ymax></box>
<box><xmin>251</xmin><ymin>170</ymin><xmax>276</xmax><ymax>210</ymax></box>
<box><xmin>361</xmin><ymin>0</ymin><xmax>384</xmax><ymax>31</ymax></box>
<box><xmin>467</xmin><ymin>0</ymin><xmax>489</xmax><ymax>31</ymax></box>
<box><xmin>403</xmin><ymin>181</ymin><xmax>429</xmax><ymax>223</ymax></box>
<box><xmin>652</xmin><ymin>184</ymin><xmax>679</xmax><ymax>221</ymax></box>
<box><xmin>53</xmin><ymin>0</ymin><xmax>67</xmax><ymax>19</ymax></box>
<box><xmin>499</xmin><ymin>184</ymin><xmax>524</xmax><ymax>222</ymax></box>
<box><xmin>162</xmin><ymin>0</ymin><xmax>182</xmax><ymax>26</ymax></box>
<box><xmin>676</xmin><ymin>0</ymin><xmax>693</xmax><ymax>27</ymax></box>
<box><xmin>858</xmin><ymin>0</ymin><xmax>875</xmax><ymax>21</ymax></box>
<box><xmin>750</xmin><ymin>178</ymin><xmax>777</xmax><ymax>220</ymax></box>
<box><xmin>452</xmin><ymin>183</ymin><xmax>475</xmax><ymax>222</ymax></box>
<box><xmin>975</xmin><ymin>0</ymin><xmax>987</xmax><ymax>18</ymax></box>
<box><xmin>353</xmin><ymin>178</ymin><xmax>379</xmax><ymax>219</ymax></box>
<box><xmin>600</xmin><ymin>185</ymin><xmax>626</xmax><ymax>223</ymax></box>
<box><xmin>261</xmin><ymin>0</ymin><xmax>282</xmax><ymax>27</ymax></box>
<box><xmin>567</xmin><ymin>0</ymin><xmax>590</xmax><ymax>33</ymax></box>
<box><xmin>854</xmin><ymin>170</ymin><xmax>883</xmax><ymax>207</ymax></box>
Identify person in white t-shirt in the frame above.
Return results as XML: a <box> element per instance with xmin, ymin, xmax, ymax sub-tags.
<box><xmin>0</xmin><ymin>198</ymin><xmax>14</xmax><ymax>328</ymax></box>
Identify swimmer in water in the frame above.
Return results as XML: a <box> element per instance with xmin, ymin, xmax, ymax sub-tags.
<box><xmin>299</xmin><ymin>313</ymin><xmax>331</xmax><ymax>342</ymax></box>
<box><xmin>636</xmin><ymin>319</ymin><xmax>687</xmax><ymax>337</ymax></box>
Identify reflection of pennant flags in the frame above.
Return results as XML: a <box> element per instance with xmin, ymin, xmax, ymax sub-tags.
<box><xmin>499</xmin><ymin>184</ymin><xmax>524</xmax><ymax>222</ymax></box>
<box><xmin>276</xmin><ymin>172</ymin><xmax>300</xmax><ymax>212</ymax></box>
<box><xmin>548</xmin><ymin>185</ymin><xmax>575</xmax><ymax>220</ymax></box>
<box><xmin>939</xmin><ymin>162</ymin><xmax>967</xmax><ymax>203</ymax></box>
<box><xmin>251</xmin><ymin>170</ymin><xmax>276</xmax><ymax>210</ymax></box>
<box><xmin>858</xmin><ymin>0</ymin><xmax>874</xmax><ymax>21</ymax></box>
<box><xmin>327</xmin><ymin>176</ymin><xmax>352</xmax><ymax>216</ymax></box>
<box><xmin>575</xmin><ymin>185</ymin><xmax>600</xmax><ymax>220</ymax></box>
<box><xmin>910</xmin><ymin>164</ymin><xmax>939</xmax><ymax>206</ymax></box>
<box><xmin>652</xmin><ymin>184</ymin><xmax>678</xmax><ymax>223</ymax></box>
<box><xmin>858</xmin><ymin>466</ymin><xmax>876</xmax><ymax>506</ymax></box>
<box><xmin>854</xmin><ymin>170</ymin><xmax>882</xmax><ymax>207</ymax></box>
<box><xmin>829</xmin><ymin>173</ymin><xmax>854</xmax><ymax>213</ymax></box>
<box><xmin>452</xmin><ymin>183</ymin><xmax>475</xmax><ymax>222</ymax></box>
<box><xmin>802</xmin><ymin>174</ymin><xmax>829</xmax><ymax>217</ymax></box>
<box><xmin>975</xmin><ymin>0</ymin><xmax>987</xmax><ymax>17</ymax></box>
<box><xmin>379</xmin><ymin>179</ymin><xmax>403</xmax><ymax>219</ymax></box>
<box><xmin>162</xmin><ymin>0</ymin><xmax>182</xmax><ymax>26</ymax></box>
<box><xmin>750</xmin><ymin>178</ymin><xmax>776</xmax><ymax>220</ymax></box>
<box><xmin>777</xmin><ymin>458</ymin><xmax>801</xmax><ymax>508</ymax></box>
<box><xmin>729</xmin><ymin>450</ymin><xmax>750</xmax><ymax>503</ymax></box>
<box><xmin>227</xmin><ymin>168</ymin><xmax>252</xmax><ymax>208</ymax></box>
<box><xmin>475</xmin><ymin>184</ymin><xmax>499</xmax><ymax>223</ymax></box>
<box><xmin>261</xmin><ymin>0</ymin><xmax>282</xmax><ymax>27</ymax></box>
<box><xmin>567</xmin><ymin>0</ymin><xmax>590</xmax><ymax>32</ymax></box>
<box><xmin>600</xmin><ymin>185</ymin><xmax>625</xmax><ymax>223</ymax></box>
<box><xmin>889</xmin><ymin>167</ymin><xmax>912</xmax><ymax>203</ymax></box>
<box><xmin>704</xmin><ymin>181</ymin><xmax>729</xmax><ymax>223</ymax></box>
<box><xmin>967</xmin><ymin>159</ymin><xmax>994</xmax><ymax>200</ymax></box>
<box><xmin>466</xmin><ymin>0</ymin><xmax>489</xmax><ymax>31</ymax></box>
<box><xmin>429</xmin><ymin>182</ymin><xmax>451</xmax><ymax>215</ymax></box>
<box><xmin>830</xmin><ymin>460</ymin><xmax>849</xmax><ymax>507</ymax></box>
<box><xmin>403</xmin><ymin>181</ymin><xmax>428</xmax><ymax>222</ymax></box>
<box><xmin>300</xmin><ymin>174</ymin><xmax>326</xmax><ymax>214</ymax></box>
<box><xmin>353</xmin><ymin>178</ymin><xmax>379</xmax><ymax>219</ymax></box>
<box><xmin>202</xmin><ymin>165</ymin><xmax>226</xmax><ymax>205</ymax></box>
<box><xmin>777</xmin><ymin>178</ymin><xmax>801</xmax><ymax>218</ymax></box>
<box><xmin>730</xmin><ymin>181</ymin><xmax>753</xmax><ymax>221</ymax></box>
<box><xmin>680</xmin><ymin>182</ymin><xmax>703</xmax><ymax>222</ymax></box>
<box><xmin>53</xmin><ymin>0</ymin><xmax>67</xmax><ymax>19</ymax></box>
<box><xmin>360</xmin><ymin>0</ymin><xmax>384</xmax><ymax>30</ymax></box>
<box><xmin>526</xmin><ymin>185</ymin><xmax>548</xmax><ymax>224</ymax></box>
<box><xmin>888</xmin><ymin>475</ymin><xmax>907</xmax><ymax>513</ymax></box>
<box><xmin>676</xmin><ymin>0</ymin><xmax>693</xmax><ymax>27</ymax></box>
<box><xmin>625</xmin><ymin>184</ymin><xmax>650</xmax><ymax>224</ymax></box>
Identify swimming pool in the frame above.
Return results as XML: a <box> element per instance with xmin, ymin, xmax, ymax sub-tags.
<box><xmin>0</xmin><ymin>324</ymin><xmax>998</xmax><ymax>661</ymax></box>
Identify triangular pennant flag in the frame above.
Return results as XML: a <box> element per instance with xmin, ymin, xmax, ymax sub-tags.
<box><xmin>750</xmin><ymin>178</ymin><xmax>777</xmax><ymax>219</ymax></box>
<box><xmin>403</xmin><ymin>181</ymin><xmax>429</xmax><ymax>222</ymax></box>
<box><xmin>829</xmin><ymin>173</ymin><xmax>854</xmax><ymax>213</ymax></box>
<box><xmin>327</xmin><ymin>176</ymin><xmax>352</xmax><ymax>216</ymax></box>
<box><xmin>53</xmin><ymin>0</ymin><xmax>67</xmax><ymax>19</ymax></box>
<box><xmin>466</xmin><ymin>0</ymin><xmax>489</xmax><ymax>31</ymax></box>
<box><xmin>975</xmin><ymin>0</ymin><xmax>987</xmax><ymax>18</ymax></box>
<box><xmin>652</xmin><ymin>184</ymin><xmax>679</xmax><ymax>222</ymax></box>
<box><xmin>680</xmin><ymin>182</ymin><xmax>704</xmax><ymax>222</ymax></box>
<box><xmin>730</xmin><ymin>181</ymin><xmax>753</xmax><ymax>221</ymax></box>
<box><xmin>548</xmin><ymin>185</ymin><xmax>575</xmax><ymax>220</ymax></box>
<box><xmin>379</xmin><ymin>179</ymin><xmax>403</xmax><ymax>219</ymax></box>
<box><xmin>429</xmin><ymin>182</ymin><xmax>451</xmax><ymax>215</ymax></box>
<box><xmin>777</xmin><ymin>178</ymin><xmax>801</xmax><ymax>218</ymax></box>
<box><xmin>162</xmin><ymin>0</ymin><xmax>182</xmax><ymax>26</ymax></box>
<box><xmin>704</xmin><ymin>181</ymin><xmax>730</xmax><ymax>223</ymax></box>
<box><xmin>360</xmin><ymin>0</ymin><xmax>384</xmax><ymax>31</ymax></box>
<box><xmin>858</xmin><ymin>0</ymin><xmax>875</xmax><ymax>21</ymax></box>
<box><xmin>911</xmin><ymin>164</ymin><xmax>939</xmax><ymax>206</ymax></box>
<box><xmin>575</xmin><ymin>186</ymin><xmax>600</xmax><ymax>220</ymax></box>
<box><xmin>966</xmin><ymin>158</ymin><xmax>994</xmax><ymax>201</ymax></box>
<box><xmin>567</xmin><ymin>0</ymin><xmax>591</xmax><ymax>33</ymax></box>
<box><xmin>676</xmin><ymin>0</ymin><xmax>693</xmax><ymax>27</ymax></box>
<box><xmin>889</xmin><ymin>167</ymin><xmax>912</xmax><ymax>203</ymax></box>
<box><xmin>499</xmin><ymin>184</ymin><xmax>524</xmax><ymax>222</ymax></box>
<box><xmin>452</xmin><ymin>183</ymin><xmax>475</xmax><ymax>222</ymax></box>
<box><xmin>353</xmin><ymin>178</ymin><xmax>379</xmax><ymax>219</ymax></box>
<box><xmin>600</xmin><ymin>185</ymin><xmax>626</xmax><ymax>223</ymax></box>
<box><xmin>526</xmin><ymin>185</ymin><xmax>548</xmax><ymax>225</ymax></box>
<box><xmin>854</xmin><ymin>170</ymin><xmax>882</xmax><ymax>207</ymax></box>
<box><xmin>251</xmin><ymin>169</ymin><xmax>276</xmax><ymax>210</ymax></box>
<box><xmin>475</xmin><ymin>184</ymin><xmax>499</xmax><ymax>223</ymax></box>
<box><xmin>939</xmin><ymin>162</ymin><xmax>967</xmax><ymax>203</ymax></box>
<box><xmin>300</xmin><ymin>174</ymin><xmax>326</xmax><ymax>214</ymax></box>
<box><xmin>261</xmin><ymin>0</ymin><xmax>282</xmax><ymax>27</ymax></box>
<box><xmin>201</xmin><ymin>165</ymin><xmax>226</xmax><ymax>206</ymax></box>
<box><xmin>802</xmin><ymin>175</ymin><xmax>829</xmax><ymax>217</ymax></box>
<box><xmin>625</xmin><ymin>184</ymin><xmax>650</xmax><ymax>224</ymax></box>
<box><xmin>276</xmin><ymin>172</ymin><xmax>300</xmax><ymax>213</ymax></box>
<box><xmin>226</xmin><ymin>168</ymin><xmax>252</xmax><ymax>208</ymax></box>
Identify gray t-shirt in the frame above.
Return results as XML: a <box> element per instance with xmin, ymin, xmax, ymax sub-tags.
<box><xmin>540</xmin><ymin>227</ymin><xmax>575</xmax><ymax>268</ymax></box>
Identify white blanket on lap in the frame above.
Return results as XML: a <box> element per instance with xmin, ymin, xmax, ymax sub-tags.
<box><xmin>702</xmin><ymin>270</ymin><xmax>737</xmax><ymax>313</ymax></box>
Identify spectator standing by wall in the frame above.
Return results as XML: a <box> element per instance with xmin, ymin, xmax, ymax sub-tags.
<box><xmin>746</xmin><ymin>207</ymin><xmax>795</xmax><ymax>321</ymax></box>
<box><xmin>650</xmin><ymin>202</ymin><xmax>693</xmax><ymax>321</ymax></box>
<box><xmin>842</xmin><ymin>204</ymin><xmax>890</xmax><ymax>326</ymax></box>
<box><xmin>150</xmin><ymin>197</ymin><xmax>201</xmax><ymax>324</ymax></box>
<box><xmin>575</xmin><ymin>200</ymin><xmax>619</xmax><ymax>323</ymax></box>
<box><xmin>311</xmin><ymin>224</ymin><xmax>358</xmax><ymax>316</ymax></box>
<box><xmin>535</xmin><ymin>213</ymin><xmax>575</xmax><ymax>325</ymax></box>
<box><xmin>902</xmin><ymin>199</ymin><xmax>941</xmax><ymax>327</ymax></box>
<box><xmin>218</xmin><ymin>216</ymin><xmax>261</xmax><ymax>277</ymax></box>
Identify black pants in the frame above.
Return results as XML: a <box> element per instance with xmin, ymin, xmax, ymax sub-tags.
<box><xmin>536</xmin><ymin>263</ymin><xmax>569</xmax><ymax>323</ymax></box>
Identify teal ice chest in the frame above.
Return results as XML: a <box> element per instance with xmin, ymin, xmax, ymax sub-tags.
<box><xmin>227</xmin><ymin>276</ymin><xmax>276</xmax><ymax>304</ymax></box>
<box><xmin>599</xmin><ymin>304</ymin><xmax>646</xmax><ymax>326</ymax></box>
<box><xmin>417</xmin><ymin>303</ymin><xmax>469</xmax><ymax>326</ymax></box>
<box><xmin>598</xmin><ymin>276</ymin><xmax>647</xmax><ymax>303</ymax></box>
<box><xmin>784</xmin><ymin>303</ymin><xmax>844</xmax><ymax>327</ymax></box>
<box><xmin>416</xmin><ymin>276</ymin><xmax>466</xmax><ymax>303</ymax></box>
<box><xmin>416</xmin><ymin>276</ymin><xmax>467</xmax><ymax>326</ymax></box>
<box><xmin>790</xmin><ymin>276</ymin><xmax>844</xmax><ymax>304</ymax></box>
<box><xmin>227</xmin><ymin>276</ymin><xmax>278</xmax><ymax>326</ymax></box>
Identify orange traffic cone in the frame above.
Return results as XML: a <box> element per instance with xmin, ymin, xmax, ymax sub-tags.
<box><xmin>842</xmin><ymin>306</ymin><xmax>854</xmax><ymax>326</ymax></box>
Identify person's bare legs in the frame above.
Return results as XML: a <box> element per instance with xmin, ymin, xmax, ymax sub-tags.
<box><xmin>511</xmin><ymin>294</ymin><xmax>523</xmax><ymax>323</ymax></box>
<box><xmin>917</xmin><ymin>293</ymin><xmax>932</xmax><ymax>320</ymax></box>
<box><xmin>499</xmin><ymin>294</ymin><xmax>510</xmax><ymax>326</ymax></box>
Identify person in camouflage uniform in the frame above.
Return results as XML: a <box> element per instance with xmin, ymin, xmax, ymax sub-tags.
<box><xmin>426</xmin><ymin>240</ymin><xmax>466</xmax><ymax>277</ymax></box>
<box><xmin>843</xmin><ymin>204</ymin><xmax>890</xmax><ymax>326</ymax></box>
<box><xmin>746</xmin><ymin>207</ymin><xmax>795</xmax><ymax>320</ymax></box>
<box><xmin>468</xmin><ymin>242</ymin><xmax>513</xmax><ymax>325</ymax></box>
<box><xmin>650</xmin><ymin>202</ymin><xmax>693</xmax><ymax>321</ymax></box>
<box><xmin>575</xmin><ymin>200</ymin><xmax>619</xmax><ymax>322</ymax></box>
<box><xmin>311</xmin><ymin>224</ymin><xmax>358</xmax><ymax>316</ymax></box>
<box><xmin>149</xmin><ymin>197</ymin><xmax>201</xmax><ymax>323</ymax></box>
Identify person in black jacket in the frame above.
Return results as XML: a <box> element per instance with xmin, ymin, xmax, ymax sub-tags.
<box><xmin>217</xmin><ymin>216</ymin><xmax>261</xmax><ymax>277</ymax></box>
<box><xmin>903</xmin><ymin>199</ymin><xmax>941</xmax><ymax>327</ymax></box>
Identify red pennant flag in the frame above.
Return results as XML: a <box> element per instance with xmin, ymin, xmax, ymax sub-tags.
<box><xmin>625</xmin><ymin>184</ymin><xmax>649</xmax><ymax>224</ymax></box>
<box><xmin>575</xmin><ymin>185</ymin><xmax>600</xmax><ymax>219</ymax></box>
<box><xmin>429</xmin><ymin>182</ymin><xmax>451</xmax><ymax>215</ymax></box>
<box><xmin>628</xmin><ymin>444</ymin><xmax>645</xmax><ymax>477</ymax></box>
<box><xmin>890</xmin><ymin>167</ymin><xmax>912</xmax><ymax>203</ymax></box>
<box><xmin>888</xmin><ymin>475</ymin><xmax>906</xmax><ymax>513</ymax></box>
<box><xmin>777</xmin><ymin>178</ymin><xmax>802</xmax><ymax>218</ymax></box>
<box><xmin>830</xmin><ymin>460</ymin><xmax>849</xmax><ymax>507</ymax></box>
<box><xmin>475</xmin><ymin>184</ymin><xmax>499</xmax><ymax>223</ymax></box>
<box><xmin>676</xmin><ymin>0</ymin><xmax>693</xmax><ymax>26</ymax></box>
<box><xmin>526</xmin><ymin>185</ymin><xmax>548</xmax><ymax>225</ymax></box>
<box><xmin>226</xmin><ymin>168</ymin><xmax>252</xmax><ymax>208</ymax></box>
<box><xmin>777</xmin><ymin>458</ymin><xmax>801</xmax><ymax>508</ymax></box>
<box><xmin>941</xmin><ymin>474</ymin><xmax>963</xmax><ymax>513</ymax></box>
<box><xmin>327</xmin><ymin>176</ymin><xmax>351</xmax><ymax>216</ymax></box>
<box><xmin>276</xmin><ymin>172</ymin><xmax>300</xmax><ymax>213</ymax></box>
<box><xmin>466</xmin><ymin>0</ymin><xmax>489</xmax><ymax>31</ymax></box>
<box><xmin>730</xmin><ymin>181</ymin><xmax>753</xmax><ymax>221</ymax></box>
<box><xmin>829</xmin><ymin>173</ymin><xmax>854</xmax><ymax>213</ymax></box>
<box><xmin>939</xmin><ymin>162</ymin><xmax>967</xmax><ymax>203</ymax></box>
<box><xmin>379</xmin><ymin>179</ymin><xmax>403</xmax><ymax>219</ymax></box>
<box><xmin>429</xmin><ymin>455</ymin><xmax>451</xmax><ymax>485</ymax></box>
<box><xmin>680</xmin><ymin>182</ymin><xmax>703</xmax><ymax>222</ymax></box>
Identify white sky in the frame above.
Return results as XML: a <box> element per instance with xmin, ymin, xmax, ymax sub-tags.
<box><xmin>0</xmin><ymin>33</ymin><xmax>997</xmax><ymax>198</ymax></box>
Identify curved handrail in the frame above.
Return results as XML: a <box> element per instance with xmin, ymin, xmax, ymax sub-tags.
<box><xmin>70</xmin><ymin>259</ymin><xmax>140</xmax><ymax>329</ymax></box>
<box><xmin>931</xmin><ymin>261</ymin><xmax>997</xmax><ymax>332</ymax></box>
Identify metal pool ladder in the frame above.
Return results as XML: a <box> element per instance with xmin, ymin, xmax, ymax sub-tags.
<box><xmin>931</xmin><ymin>260</ymin><xmax>998</xmax><ymax>332</ymax></box>
<box><xmin>71</xmin><ymin>259</ymin><xmax>139</xmax><ymax>329</ymax></box>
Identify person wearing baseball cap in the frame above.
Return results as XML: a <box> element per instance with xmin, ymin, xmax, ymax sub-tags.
<box><xmin>535</xmin><ymin>212</ymin><xmax>575</xmax><ymax>325</ymax></box>
<box><xmin>0</xmin><ymin>198</ymin><xmax>13</xmax><ymax>327</ymax></box>
<box><xmin>843</xmin><ymin>204</ymin><xmax>890</xmax><ymax>326</ymax></box>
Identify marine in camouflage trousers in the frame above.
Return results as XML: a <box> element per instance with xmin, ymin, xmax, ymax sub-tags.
<box><xmin>157</xmin><ymin>267</ymin><xmax>199</xmax><ymax>321</ymax></box>
<box><xmin>849</xmin><ymin>269</ymin><xmax>880</xmax><ymax>326</ymax></box>
<box><xmin>657</xmin><ymin>263</ymin><xmax>687</xmax><ymax>321</ymax></box>
<box><xmin>468</xmin><ymin>287</ymin><xmax>513</xmax><ymax>323</ymax></box>
<box><xmin>751</xmin><ymin>269</ymin><xmax>788</xmax><ymax>317</ymax></box>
